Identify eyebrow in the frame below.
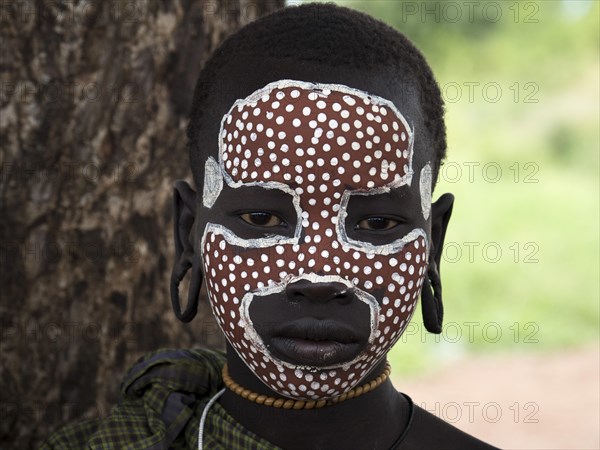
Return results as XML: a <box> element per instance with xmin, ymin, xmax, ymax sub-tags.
<box><xmin>219</xmin><ymin>184</ymin><xmax>297</xmax><ymax>207</ymax></box>
<box><xmin>344</xmin><ymin>185</ymin><xmax>414</xmax><ymax>213</ymax></box>
<box><xmin>350</xmin><ymin>183</ymin><xmax>412</xmax><ymax>199</ymax></box>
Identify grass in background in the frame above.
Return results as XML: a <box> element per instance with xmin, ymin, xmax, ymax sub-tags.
<box><xmin>298</xmin><ymin>0</ymin><xmax>600</xmax><ymax>375</ymax></box>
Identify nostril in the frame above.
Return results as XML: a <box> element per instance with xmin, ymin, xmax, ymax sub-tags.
<box><xmin>285</xmin><ymin>283</ymin><xmax>305</xmax><ymax>304</ymax></box>
<box><xmin>335</xmin><ymin>288</ymin><xmax>352</xmax><ymax>297</ymax></box>
<box><xmin>289</xmin><ymin>290</ymin><xmax>305</xmax><ymax>303</ymax></box>
<box><xmin>333</xmin><ymin>288</ymin><xmax>354</xmax><ymax>305</ymax></box>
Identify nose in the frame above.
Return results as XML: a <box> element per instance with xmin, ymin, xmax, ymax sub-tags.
<box><xmin>286</xmin><ymin>280</ymin><xmax>355</xmax><ymax>305</ymax></box>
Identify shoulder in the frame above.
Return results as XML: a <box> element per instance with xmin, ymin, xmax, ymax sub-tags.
<box><xmin>118</xmin><ymin>347</ymin><xmax>226</xmax><ymax>399</ymax></box>
<box><xmin>41</xmin><ymin>347</ymin><xmax>226</xmax><ymax>449</ymax></box>
<box><xmin>396</xmin><ymin>399</ymin><xmax>501</xmax><ymax>450</ymax></box>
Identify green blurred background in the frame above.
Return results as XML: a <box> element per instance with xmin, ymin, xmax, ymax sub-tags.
<box><xmin>299</xmin><ymin>0</ymin><xmax>599</xmax><ymax>375</ymax></box>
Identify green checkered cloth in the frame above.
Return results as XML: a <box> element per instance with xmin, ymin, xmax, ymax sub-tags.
<box><xmin>41</xmin><ymin>348</ymin><xmax>280</xmax><ymax>449</ymax></box>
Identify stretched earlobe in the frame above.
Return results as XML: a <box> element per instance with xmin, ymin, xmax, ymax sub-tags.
<box><xmin>170</xmin><ymin>180</ymin><xmax>202</xmax><ymax>322</ymax></box>
<box><xmin>421</xmin><ymin>193</ymin><xmax>454</xmax><ymax>334</ymax></box>
<box><xmin>421</xmin><ymin>265</ymin><xmax>443</xmax><ymax>333</ymax></box>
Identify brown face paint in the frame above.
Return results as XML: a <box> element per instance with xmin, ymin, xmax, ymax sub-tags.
<box><xmin>201</xmin><ymin>80</ymin><xmax>428</xmax><ymax>400</ymax></box>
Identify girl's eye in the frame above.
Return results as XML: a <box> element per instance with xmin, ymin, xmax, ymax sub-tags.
<box><xmin>356</xmin><ymin>217</ymin><xmax>398</xmax><ymax>231</ymax></box>
<box><xmin>240</xmin><ymin>212</ymin><xmax>284</xmax><ymax>227</ymax></box>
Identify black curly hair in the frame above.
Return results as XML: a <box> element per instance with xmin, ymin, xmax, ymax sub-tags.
<box><xmin>187</xmin><ymin>2</ymin><xmax>446</xmax><ymax>188</ymax></box>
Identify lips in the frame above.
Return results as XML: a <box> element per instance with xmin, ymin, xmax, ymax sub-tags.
<box><xmin>268</xmin><ymin>318</ymin><xmax>365</xmax><ymax>366</ymax></box>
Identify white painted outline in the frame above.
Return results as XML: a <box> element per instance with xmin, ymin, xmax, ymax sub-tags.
<box><xmin>336</xmin><ymin>220</ymin><xmax>428</xmax><ymax>256</ymax></box>
<box><xmin>238</xmin><ymin>273</ymin><xmax>381</xmax><ymax>372</ymax></box>
<box><xmin>204</xmin><ymin>220</ymin><xmax>298</xmax><ymax>249</ymax></box>
<box><xmin>202</xmin><ymin>156</ymin><xmax>223</xmax><ymax>209</ymax></box>
<box><xmin>420</xmin><ymin>162</ymin><xmax>433</xmax><ymax>221</ymax></box>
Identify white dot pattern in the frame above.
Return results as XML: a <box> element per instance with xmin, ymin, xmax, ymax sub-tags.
<box><xmin>222</xmin><ymin>87</ymin><xmax>411</xmax><ymax>189</ymax></box>
<box><xmin>204</xmin><ymin>81</ymin><xmax>426</xmax><ymax>401</ymax></box>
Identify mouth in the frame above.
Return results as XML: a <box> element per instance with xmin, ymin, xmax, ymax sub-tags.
<box><xmin>268</xmin><ymin>318</ymin><xmax>364</xmax><ymax>366</ymax></box>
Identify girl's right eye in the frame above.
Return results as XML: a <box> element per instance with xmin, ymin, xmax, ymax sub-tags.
<box><xmin>355</xmin><ymin>217</ymin><xmax>399</xmax><ymax>231</ymax></box>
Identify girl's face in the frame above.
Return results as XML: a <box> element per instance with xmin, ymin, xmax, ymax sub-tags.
<box><xmin>199</xmin><ymin>80</ymin><xmax>432</xmax><ymax>400</ymax></box>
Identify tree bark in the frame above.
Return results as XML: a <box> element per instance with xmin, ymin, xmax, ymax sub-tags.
<box><xmin>0</xmin><ymin>0</ymin><xmax>283</xmax><ymax>447</ymax></box>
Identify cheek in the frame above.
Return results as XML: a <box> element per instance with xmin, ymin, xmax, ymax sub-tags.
<box><xmin>373</xmin><ymin>236</ymin><xmax>428</xmax><ymax>346</ymax></box>
<box><xmin>202</xmin><ymin>231</ymin><xmax>282</xmax><ymax>339</ymax></box>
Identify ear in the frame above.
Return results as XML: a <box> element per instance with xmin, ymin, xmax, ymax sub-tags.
<box><xmin>421</xmin><ymin>193</ymin><xmax>454</xmax><ymax>333</ymax></box>
<box><xmin>170</xmin><ymin>180</ymin><xmax>202</xmax><ymax>322</ymax></box>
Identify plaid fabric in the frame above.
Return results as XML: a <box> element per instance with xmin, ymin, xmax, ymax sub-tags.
<box><xmin>41</xmin><ymin>348</ymin><xmax>280</xmax><ymax>450</ymax></box>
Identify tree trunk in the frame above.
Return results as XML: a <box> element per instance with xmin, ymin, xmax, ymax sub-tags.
<box><xmin>0</xmin><ymin>1</ymin><xmax>283</xmax><ymax>447</ymax></box>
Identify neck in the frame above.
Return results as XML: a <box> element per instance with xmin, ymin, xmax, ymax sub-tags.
<box><xmin>220</xmin><ymin>345</ymin><xmax>410</xmax><ymax>450</ymax></box>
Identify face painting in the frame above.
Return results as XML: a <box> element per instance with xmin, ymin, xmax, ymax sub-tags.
<box><xmin>201</xmin><ymin>80</ymin><xmax>431</xmax><ymax>400</ymax></box>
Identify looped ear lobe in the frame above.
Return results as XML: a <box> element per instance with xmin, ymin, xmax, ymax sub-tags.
<box><xmin>421</xmin><ymin>193</ymin><xmax>454</xmax><ymax>334</ymax></box>
<box><xmin>170</xmin><ymin>253</ymin><xmax>203</xmax><ymax>322</ymax></box>
<box><xmin>421</xmin><ymin>265</ymin><xmax>443</xmax><ymax>333</ymax></box>
<box><xmin>170</xmin><ymin>180</ymin><xmax>202</xmax><ymax>323</ymax></box>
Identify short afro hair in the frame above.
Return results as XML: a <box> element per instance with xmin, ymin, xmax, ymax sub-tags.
<box><xmin>187</xmin><ymin>2</ymin><xmax>446</xmax><ymax>188</ymax></box>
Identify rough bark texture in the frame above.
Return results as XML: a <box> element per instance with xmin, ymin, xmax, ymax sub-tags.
<box><xmin>0</xmin><ymin>1</ymin><xmax>283</xmax><ymax>447</ymax></box>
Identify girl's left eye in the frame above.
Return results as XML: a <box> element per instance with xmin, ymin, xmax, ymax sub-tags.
<box><xmin>355</xmin><ymin>217</ymin><xmax>399</xmax><ymax>231</ymax></box>
<box><xmin>240</xmin><ymin>212</ymin><xmax>284</xmax><ymax>227</ymax></box>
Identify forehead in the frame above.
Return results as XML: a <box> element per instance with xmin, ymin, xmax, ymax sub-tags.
<box><xmin>219</xmin><ymin>80</ymin><xmax>413</xmax><ymax>192</ymax></box>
